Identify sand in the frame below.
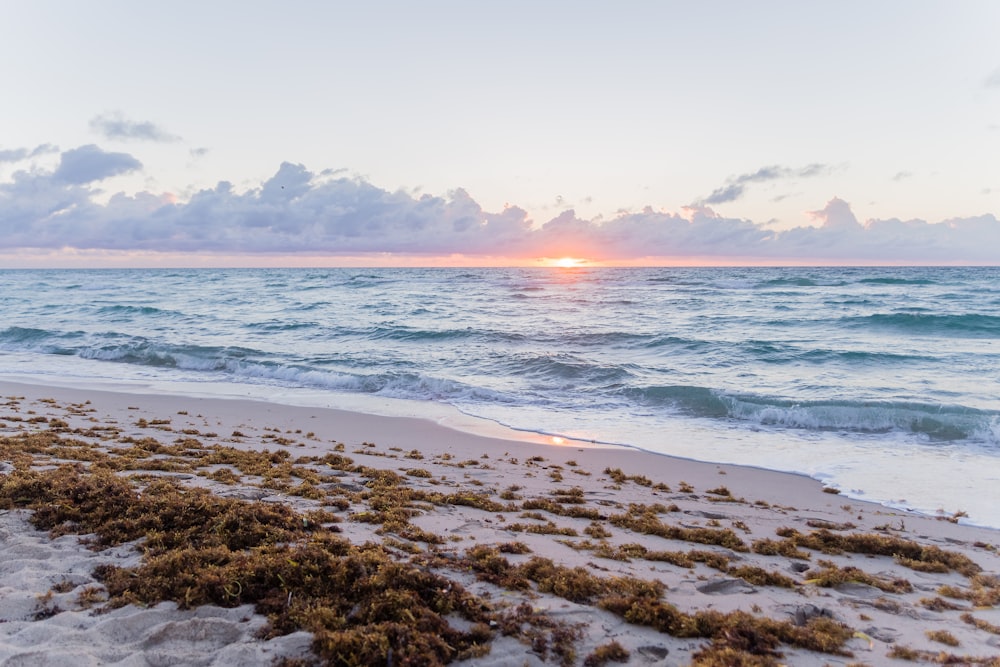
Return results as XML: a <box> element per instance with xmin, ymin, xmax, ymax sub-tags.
<box><xmin>1</xmin><ymin>380</ymin><xmax>999</xmax><ymax>666</ymax></box>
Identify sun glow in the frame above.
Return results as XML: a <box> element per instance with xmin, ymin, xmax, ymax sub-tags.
<box><xmin>552</xmin><ymin>256</ymin><xmax>587</xmax><ymax>268</ymax></box>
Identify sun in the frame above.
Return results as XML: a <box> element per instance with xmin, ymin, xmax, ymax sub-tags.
<box><xmin>552</xmin><ymin>256</ymin><xmax>587</xmax><ymax>268</ymax></box>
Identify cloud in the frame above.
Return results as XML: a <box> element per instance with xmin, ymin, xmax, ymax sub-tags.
<box><xmin>892</xmin><ymin>171</ymin><xmax>912</xmax><ymax>181</ymax></box>
<box><xmin>703</xmin><ymin>183</ymin><xmax>746</xmax><ymax>206</ymax></box>
<box><xmin>0</xmin><ymin>144</ymin><xmax>59</xmax><ymax>163</ymax></box>
<box><xmin>89</xmin><ymin>112</ymin><xmax>180</xmax><ymax>142</ymax></box>
<box><xmin>807</xmin><ymin>197</ymin><xmax>860</xmax><ymax>229</ymax></box>
<box><xmin>2</xmin><ymin>152</ymin><xmax>1000</xmax><ymax>264</ymax></box>
<box><xmin>986</xmin><ymin>67</ymin><xmax>1000</xmax><ymax>88</ymax></box>
<box><xmin>52</xmin><ymin>145</ymin><xmax>143</xmax><ymax>184</ymax></box>
<box><xmin>701</xmin><ymin>164</ymin><xmax>833</xmax><ymax>205</ymax></box>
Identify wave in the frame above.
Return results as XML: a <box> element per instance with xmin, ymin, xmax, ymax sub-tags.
<box><xmin>624</xmin><ymin>384</ymin><xmax>999</xmax><ymax>443</ymax></box>
<box><xmin>795</xmin><ymin>348</ymin><xmax>930</xmax><ymax>365</ymax></box>
<box><xmin>365</xmin><ymin>326</ymin><xmax>476</xmax><ymax>342</ymax></box>
<box><xmin>1</xmin><ymin>328</ymin><xmax>514</xmax><ymax>406</ymax></box>
<box><xmin>843</xmin><ymin>313</ymin><xmax>1000</xmax><ymax>336</ymax></box>
<box><xmin>756</xmin><ymin>276</ymin><xmax>938</xmax><ymax>289</ymax></box>
<box><xmin>858</xmin><ymin>277</ymin><xmax>936</xmax><ymax>286</ymax></box>
<box><xmin>246</xmin><ymin>320</ymin><xmax>317</xmax><ymax>332</ymax></box>
<box><xmin>715</xmin><ymin>340</ymin><xmax>932</xmax><ymax>366</ymax></box>
<box><xmin>0</xmin><ymin>326</ymin><xmax>55</xmax><ymax>345</ymax></box>
<box><xmin>757</xmin><ymin>277</ymin><xmax>826</xmax><ymax>288</ymax></box>
<box><xmin>534</xmin><ymin>331</ymin><xmax>673</xmax><ymax>347</ymax></box>
<box><xmin>362</xmin><ymin>326</ymin><xmax>527</xmax><ymax>344</ymax></box>
<box><xmin>341</xmin><ymin>274</ymin><xmax>398</xmax><ymax>289</ymax></box>
<box><xmin>287</xmin><ymin>302</ymin><xmax>332</xmax><ymax>312</ymax></box>
<box><xmin>0</xmin><ymin>326</ymin><xmax>85</xmax><ymax>354</ymax></box>
<box><xmin>504</xmin><ymin>353</ymin><xmax>633</xmax><ymax>385</ymax></box>
<box><xmin>624</xmin><ymin>385</ymin><xmax>731</xmax><ymax>418</ymax></box>
<box><xmin>96</xmin><ymin>305</ymin><xmax>174</xmax><ymax>318</ymax></box>
<box><xmin>77</xmin><ymin>338</ymin><xmax>262</xmax><ymax>371</ymax></box>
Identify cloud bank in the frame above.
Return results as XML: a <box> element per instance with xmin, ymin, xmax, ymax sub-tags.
<box><xmin>1</xmin><ymin>145</ymin><xmax>998</xmax><ymax>264</ymax></box>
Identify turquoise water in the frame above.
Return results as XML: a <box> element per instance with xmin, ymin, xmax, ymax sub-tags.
<box><xmin>2</xmin><ymin>266</ymin><xmax>998</xmax><ymax>525</ymax></box>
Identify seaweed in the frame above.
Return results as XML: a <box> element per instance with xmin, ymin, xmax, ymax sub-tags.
<box><xmin>599</xmin><ymin>598</ymin><xmax>852</xmax><ymax>660</ymax></box>
<box><xmin>925</xmin><ymin>629</ymin><xmax>960</xmax><ymax>647</ymax></box>
<box><xmin>961</xmin><ymin>613</ymin><xmax>1000</xmax><ymax>635</ymax></box>
<box><xmin>521</xmin><ymin>496</ymin><xmax>604</xmax><ymax>520</ymax></box>
<box><xmin>752</xmin><ymin>537</ymin><xmax>811</xmax><ymax>560</ymax></box>
<box><xmin>609</xmin><ymin>509</ymin><xmax>749</xmax><ymax>552</ymax></box>
<box><xmin>583</xmin><ymin>640</ymin><xmax>630</xmax><ymax>666</ymax></box>
<box><xmin>803</xmin><ymin>561</ymin><xmax>912</xmax><ymax>594</ymax></box>
<box><xmin>1</xmin><ymin>462</ymin><xmax>496</xmax><ymax>666</ymax></box>
<box><xmin>773</xmin><ymin>528</ymin><xmax>981</xmax><ymax>577</ymax></box>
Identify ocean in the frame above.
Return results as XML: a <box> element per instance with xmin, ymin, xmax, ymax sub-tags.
<box><xmin>1</xmin><ymin>266</ymin><xmax>998</xmax><ymax>526</ymax></box>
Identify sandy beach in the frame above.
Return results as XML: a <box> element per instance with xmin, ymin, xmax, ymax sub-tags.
<box><xmin>1</xmin><ymin>380</ymin><xmax>999</xmax><ymax>666</ymax></box>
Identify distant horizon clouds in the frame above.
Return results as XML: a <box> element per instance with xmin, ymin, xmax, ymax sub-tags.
<box><xmin>1</xmin><ymin>144</ymin><xmax>998</xmax><ymax>266</ymax></box>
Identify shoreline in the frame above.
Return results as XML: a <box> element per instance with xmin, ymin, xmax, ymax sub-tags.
<box><xmin>3</xmin><ymin>379</ymin><xmax>1000</xmax><ymax>665</ymax></box>
<box><xmin>2</xmin><ymin>375</ymin><xmax>993</xmax><ymax>531</ymax></box>
<box><xmin>0</xmin><ymin>379</ymin><xmax>925</xmax><ymax>524</ymax></box>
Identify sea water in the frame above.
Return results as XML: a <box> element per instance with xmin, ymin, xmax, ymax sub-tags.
<box><xmin>1</xmin><ymin>266</ymin><xmax>998</xmax><ymax>526</ymax></box>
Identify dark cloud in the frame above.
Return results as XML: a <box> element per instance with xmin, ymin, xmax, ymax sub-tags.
<box><xmin>2</xmin><ymin>154</ymin><xmax>999</xmax><ymax>264</ymax></box>
<box><xmin>701</xmin><ymin>164</ymin><xmax>833</xmax><ymax>205</ymax></box>
<box><xmin>89</xmin><ymin>112</ymin><xmax>180</xmax><ymax>142</ymax></box>
<box><xmin>53</xmin><ymin>145</ymin><xmax>143</xmax><ymax>184</ymax></box>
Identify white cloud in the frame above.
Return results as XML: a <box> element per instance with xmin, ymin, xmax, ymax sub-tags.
<box><xmin>2</xmin><ymin>150</ymin><xmax>999</xmax><ymax>264</ymax></box>
<box><xmin>807</xmin><ymin>197</ymin><xmax>861</xmax><ymax>229</ymax></box>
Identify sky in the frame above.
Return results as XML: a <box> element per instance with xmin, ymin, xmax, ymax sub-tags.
<box><xmin>2</xmin><ymin>1</ymin><xmax>1000</xmax><ymax>267</ymax></box>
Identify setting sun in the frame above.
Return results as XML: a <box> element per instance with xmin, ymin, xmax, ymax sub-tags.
<box><xmin>552</xmin><ymin>257</ymin><xmax>587</xmax><ymax>268</ymax></box>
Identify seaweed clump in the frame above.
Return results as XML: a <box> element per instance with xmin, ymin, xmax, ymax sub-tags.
<box><xmin>0</xmin><ymin>460</ymin><xmax>495</xmax><ymax>665</ymax></box>
<box><xmin>464</xmin><ymin>546</ymin><xmax>853</xmax><ymax>663</ymax></box>
<box><xmin>773</xmin><ymin>528</ymin><xmax>981</xmax><ymax>577</ymax></box>
<box><xmin>609</xmin><ymin>505</ymin><xmax>748</xmax><ymax>551</ymax></box>
<box><xmin>601</xmin><ymin>598</ymin><xmax>853</xmax><ymax>664</ymax></box>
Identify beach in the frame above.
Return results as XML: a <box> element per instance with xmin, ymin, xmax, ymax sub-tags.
<box><xmin>2</xmin><ymin>380</ymin><xmax>999</xmax><ymax>666</ymax></box>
